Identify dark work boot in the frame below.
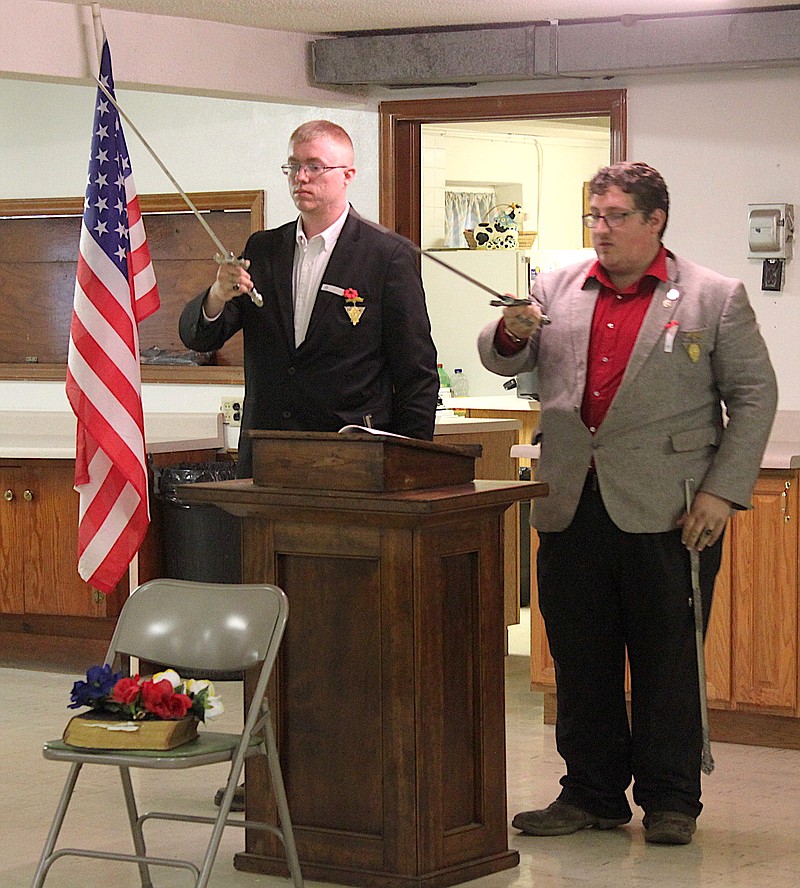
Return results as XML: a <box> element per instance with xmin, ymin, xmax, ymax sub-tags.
<box><xmin>512</xmin><ymin>801</ymin><xmax>630</xmax><ymax>836</ymax></box>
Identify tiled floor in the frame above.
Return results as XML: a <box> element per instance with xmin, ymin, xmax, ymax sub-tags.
<box><xmin>4</xmin><ymin>611</ymin><xmax>800</xmax><ymax>888</ymax></box>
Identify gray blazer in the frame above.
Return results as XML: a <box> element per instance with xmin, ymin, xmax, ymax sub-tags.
<box><xmin>478</xmin><ymin>252</ymin><xmax>778</xmax><ymax>533</ymax></box>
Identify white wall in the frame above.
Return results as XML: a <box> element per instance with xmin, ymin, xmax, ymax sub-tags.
<box><xmin>0</xmin><ymin>79</ymin><xmax>379</xmax><ymax>222</ymax></box>
<box><xmin>625</xmin><ymin>68</ymin><xmax>800</xmax><ymax>408</ymax></box>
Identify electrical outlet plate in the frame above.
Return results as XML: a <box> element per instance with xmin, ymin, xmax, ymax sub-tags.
<box><xmin>220</xmin><ymin>397</ymin><xmax>242</xmax><ymax>427</ymax></box>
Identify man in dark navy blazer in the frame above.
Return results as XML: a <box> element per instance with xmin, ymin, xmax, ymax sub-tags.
<box><xmin>180</xmin><ymin>119</ymin><xmax>439</xmax><ymax>477</ymax></box>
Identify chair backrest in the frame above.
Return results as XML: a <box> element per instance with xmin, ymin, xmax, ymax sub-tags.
<box><xmin>105</xmin><ymin>579</ymin><xmax>288</xmax><ymax>674</ymax></box>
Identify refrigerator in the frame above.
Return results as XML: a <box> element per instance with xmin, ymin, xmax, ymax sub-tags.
<box><xmin>422</xmin><ymin>247</ymin><xmax>594</xmax><ymax>398</ymax></box>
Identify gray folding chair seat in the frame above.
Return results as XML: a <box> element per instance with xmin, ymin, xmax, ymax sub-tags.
<box><xmin>31</xmin><ymin>578</ymin><xmax>304</xmax><ymax>888</ymax></box>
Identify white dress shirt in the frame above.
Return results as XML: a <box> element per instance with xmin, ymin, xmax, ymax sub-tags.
<box><xmin>292</xmin><ymin>204</ymin><xmax>350</xmax><ymax>346</ymax></box>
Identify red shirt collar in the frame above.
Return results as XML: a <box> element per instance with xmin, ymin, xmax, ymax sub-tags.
<box><xmin>585</xmin><ymin>245</ymin><xmax>669</xmax><ymax>295</ymax></box>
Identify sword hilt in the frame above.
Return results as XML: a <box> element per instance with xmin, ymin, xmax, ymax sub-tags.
<box><xmin>214</xmin><ymin>253</ymin><xmax>263</xmax><ymax>307</ymax></box>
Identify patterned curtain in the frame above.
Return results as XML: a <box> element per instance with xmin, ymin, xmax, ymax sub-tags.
<box><xmin>444</xmin><ymin>190</ymin><xmax>495</xmax><ymax>248</ymax></box>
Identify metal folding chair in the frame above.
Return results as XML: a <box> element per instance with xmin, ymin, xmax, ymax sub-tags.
<box><xmin>31</xmin><ymin>578</ymin><xmax>304</xmax><ymax>888</ymax></box>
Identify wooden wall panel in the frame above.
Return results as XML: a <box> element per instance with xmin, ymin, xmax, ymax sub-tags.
<box><xmin>0</xmin><ymin>191</ymin><xmax>264</xmax><ymax>375</ymax></box>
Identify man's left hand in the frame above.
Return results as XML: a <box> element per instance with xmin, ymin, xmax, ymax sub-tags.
<box><xmin>678</xmin><ymin>491</ymin><xmax>731</xmax><ymax>551</ymax></box>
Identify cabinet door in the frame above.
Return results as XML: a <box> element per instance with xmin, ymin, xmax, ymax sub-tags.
<box><xmin>528</xmin><ymin>528</ymin><xmax>555</xmax><ymax>689</ymax></box>
<box><xmin>0</xmin><ymin>464</ymin><xmax>26</xmax><ymax>613</ymax></box>
<box><xmin>732</xmin><ymin>473</ymin><xmax>798</xmax><ymax>714</ymax></box>
<box><xmin>705</xmin><ymin>529</ymin><xmax>732</xmax><ymax>705</ymax></box>
<box><xmin>23</xmin><ymin>461</ymin><xmax>103</xmax><ymax>616</ymax></box>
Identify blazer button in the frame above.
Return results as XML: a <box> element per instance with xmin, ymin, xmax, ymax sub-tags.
<box><xmin>282</xmin><ymin>410</ymin><xmax>292</xmax><ymax>419</ymax></box>
<box><xmin>287</xmin><ymin>366</ymin><xmax>296</xmax><ymax>376</ymax></box>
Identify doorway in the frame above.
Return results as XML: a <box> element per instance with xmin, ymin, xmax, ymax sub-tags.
<box><xmin>378</xmin><ymin>89</ymin><xmax>626</xmax><ymax>240</ymax></box>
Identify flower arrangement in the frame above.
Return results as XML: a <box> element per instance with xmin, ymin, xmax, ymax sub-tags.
<box><xmin>69</xmin><ymin>664</ymin><xmax>224</xmax><ymax>723</ymax></box>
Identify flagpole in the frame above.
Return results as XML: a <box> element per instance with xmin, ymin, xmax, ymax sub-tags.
<box><xmin>90</xmin><ymin>3</ymin><xmax>104</xmax><ymax>69</ymax></box>
<box><xmin>90</xmin><ymin>4</ymin><xmax>142</xmax><ymax>608</ymax></box>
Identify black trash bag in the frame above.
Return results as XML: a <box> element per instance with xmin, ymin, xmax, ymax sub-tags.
<box><xmin>153</xmin><ymin>461</ymin><xmax>241</xmax><ymax>584</ymax></box>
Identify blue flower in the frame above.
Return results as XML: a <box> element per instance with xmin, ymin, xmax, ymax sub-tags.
<box><xmin>68</xmin><ymin>664</ymin><xmax>123</xmax><ymax>709</ymax></box>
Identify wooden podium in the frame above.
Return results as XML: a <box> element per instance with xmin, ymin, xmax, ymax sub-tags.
<box><xmin>179</xmin><ymin>431</ymin><xmax>547</xmax><ymax>888</ymax></box>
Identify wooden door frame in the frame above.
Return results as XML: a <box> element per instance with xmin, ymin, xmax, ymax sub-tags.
<box><xmin>379</xmin><ymin>89</ymin><xmax>627</xmax><ymax>241</ymax></box>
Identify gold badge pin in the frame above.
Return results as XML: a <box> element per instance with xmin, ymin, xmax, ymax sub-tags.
<box><xmin>342</xmin><ymin>287</ymin><xmax>364</xmax><ymax>325</ymax></box>
<box><xmin>683</xmin><ymin>331</ymin><xmax>704</xmax><ymax>363</ymax></box>
<box><xmin>346</xmin><ymin>305</ymin><xmax>365</xmax><ymax>325</ymax></box>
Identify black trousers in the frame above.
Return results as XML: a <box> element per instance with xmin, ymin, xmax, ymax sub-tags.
<box><xmin>537</xmin><ymin>476</ymin><xmax>722</xmax><ymax>821</ymax></box>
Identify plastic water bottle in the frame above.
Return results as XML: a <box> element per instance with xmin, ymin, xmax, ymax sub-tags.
<box><xmin>451</xmin><ymin>368</ymin><xmax>469</xmax><ymax>397</ymax></box>
<box><xmin>437</xmin><ymin>363</ymin><xmax>451</xmax><ymax>391</ymax></box>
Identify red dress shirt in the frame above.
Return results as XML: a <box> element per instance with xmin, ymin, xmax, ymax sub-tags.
<box><xmin>581</xmin><ymin>247</ymin><xmax>668</xmax><ymax>432</ymax></box>
<box><xmin>494</xmin><ymin>247</ymin><xmax>669</xmax><ymax>434</ymax></box>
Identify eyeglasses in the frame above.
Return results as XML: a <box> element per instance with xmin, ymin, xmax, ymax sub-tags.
<box><xmin>582</xmin><ymin>210</ymin><xmax>644</xmax><ymax>229</ymax></box>
<box><xmin>280</xmin><ymin>163</ymin><xmax>348</xmax><ymax>179</ymax></box>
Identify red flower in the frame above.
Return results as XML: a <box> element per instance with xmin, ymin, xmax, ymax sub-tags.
<box><xmin>112</xmin><ymin>675</ymin><xmax>142</xmax><ymax>705</ymax></box>
<box><xmin>140</xmin><ymin>679</ymin><xmax>192</xmax><ymax>719</ymax></box>
<box><xmin>343</xmin><ymin>288</ymin><xmax>360</xmax><ymax>302</ymax></box>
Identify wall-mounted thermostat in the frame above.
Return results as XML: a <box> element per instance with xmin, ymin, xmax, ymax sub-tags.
<box><xmin>748</xmin><ymin>203</ymin><xmax>794</xmax><ymax>260</ymax></box>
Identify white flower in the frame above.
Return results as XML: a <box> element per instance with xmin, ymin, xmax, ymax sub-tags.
<box><xmin>152</xmin><ymin>669</ymin><xmax>182</xmax><ymax>688</ymax></box>
<box><xmin>204</xmin><ymin>695</ymin><xmax>225</xmax><ymax>718</ymax></box>
<box><xmin>184</xmin><ymin>678</ymin><xmax>224</xmax><ymax>718</ymax></box>
<box><xmin>183</xmin><ymin>677</ymin><xmax>212</xmax><ymax>696</ymax></box>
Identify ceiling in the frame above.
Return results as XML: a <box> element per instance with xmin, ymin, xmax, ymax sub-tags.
<box><xmin>49</xmin><ymin>0</ymin><xmax>800</xmax><ymax>35</ymax></box>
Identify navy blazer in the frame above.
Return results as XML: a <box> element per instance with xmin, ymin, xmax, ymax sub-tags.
<box><xmin>180</xmin><ymin>209</ymin><xmax>439</xmax><ymax>477</ymax></box>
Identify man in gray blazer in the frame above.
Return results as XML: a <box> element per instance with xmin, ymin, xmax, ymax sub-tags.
<box><xmin>479</xmin><ymin>162</ymin><xmax>777</xmax><ymax>845</ymax></box>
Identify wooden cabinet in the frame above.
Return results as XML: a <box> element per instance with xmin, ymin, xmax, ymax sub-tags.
<box><xmin>0</xmin><ymin>447</ymin><xmax>221</xmax><ymax>672</ymax></box>
<box><xmin>0</xmin><ymin>460</ymin><xmax>115</xmax><ymax>616</ymax></box>
<box><xmin>0</xmin><ymin>458</ymin><xmax>126</xmax><ymax>670</ymax></box>
<box><xmin>729</xmin><ymin>472</ymin><xmax>798</xmax><ymax>714</ymax></box>
<box><xmin>529</xmin><ymin>469</ymin><xmax>800</xmax><ymax>747</ymax></box>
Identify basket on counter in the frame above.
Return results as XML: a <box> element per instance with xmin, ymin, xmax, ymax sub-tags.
<box><xmin>462</xmin><ymin>204</ymin><xmax>536</xmax><ymax>250</ymax></box>
<box><xmin>463</xmin><ymin>229</ymin><xmax>537</xmax><ymax>249</ymax></box>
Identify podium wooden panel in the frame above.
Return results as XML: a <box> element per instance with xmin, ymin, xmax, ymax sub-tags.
<box><xmin>179</xmin><ymin>434</ymin><xmax>546</xmax><ymax>888</ymax></box>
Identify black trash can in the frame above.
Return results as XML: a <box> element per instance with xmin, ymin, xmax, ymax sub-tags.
<box><xmin>154</xmin><ymin>461</ymin><xmax>242</xmax><ymax>584</ymax></box>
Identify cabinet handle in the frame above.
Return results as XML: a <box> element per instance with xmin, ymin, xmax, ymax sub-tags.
<box><xmin>782</xmin><ymin>481</ymin><xmax>791</xmax><ymax>523</ymax></box>
<box><xmin>23</xmin><ymin>489</ymin><xmax>34</xmax><ymax>502</ymax></box>
<box><xmin>3</xmin><ymin>489</ymin><xmax>13</xmax><ymax>501</ymax></box>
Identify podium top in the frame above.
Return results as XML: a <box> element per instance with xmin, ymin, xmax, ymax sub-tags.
<box><xmin>249</xmin><ymin>430</ymin><xmax>482</xmax><ymax>493</ymax></box>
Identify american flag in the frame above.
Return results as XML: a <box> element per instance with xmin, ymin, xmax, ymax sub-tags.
<box><xmin>65</xmin><ymin>39</ymin><xmax>160</xmax><ymax>594</ymax></box>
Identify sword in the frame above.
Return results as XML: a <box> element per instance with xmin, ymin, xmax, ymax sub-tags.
<box><xmin>92</xmin><ymin>75</ymin><xmax>263</xmax><ymax>308</ymax></box>
<box><xmin>684</xmin><ymin>478</ymin><xmax>715</xmax><ymax>775</ymax></box>
<box><xmin>359</xmin><ymin>219</ymin><xmax>550</xmax><ymax>324</ymax></box>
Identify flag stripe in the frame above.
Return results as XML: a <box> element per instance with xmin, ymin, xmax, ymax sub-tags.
<box><xmin>67</xmin><ymin>38</ymin><xmax>159</xmax><ymax>595</ymax></box>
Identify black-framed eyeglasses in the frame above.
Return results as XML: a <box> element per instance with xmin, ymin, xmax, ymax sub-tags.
<box><xmin>280</xmin><ymin>163</ymin><xmax>348</xmax><ymax>178</ymax></box>
<box><xmin>582</xmin><ymin>210</ymin><xmax>644</xmax><ymax>229</ymax></box>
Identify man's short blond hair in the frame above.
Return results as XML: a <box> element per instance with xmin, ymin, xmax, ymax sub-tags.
<box><xmin>290</xmin><ymin>120</ymin><xmax>354</xmax><ymax>155</ymax></box>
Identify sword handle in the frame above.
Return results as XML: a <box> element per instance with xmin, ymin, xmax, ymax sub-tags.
<box><xmin>214</xmin><ymin>252</ymin><xmax>263</xmax><ymax>307</ymax></box>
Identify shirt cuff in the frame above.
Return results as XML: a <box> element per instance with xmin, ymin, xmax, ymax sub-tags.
<box><xmin>495</xmin><ymin>320</ymin><xmax>528</xmax><ymax>356</ymax></box>
<box><xmin>201</xmin><ymin>303</ymin><xmax>223</xmax><ymax>324</ymax></box>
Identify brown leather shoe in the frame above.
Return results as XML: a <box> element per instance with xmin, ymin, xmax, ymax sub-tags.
<box><xmin>643</xmin><ymin>811</ymin><xmax>696</xmax><ymax>845</ymax></box>
<box><xmin>512</xmin><ymin>801</ymin><xmax>630</xmax><ymax>836</ymax></box>
<box><xmin>214</xmin><ymin>783</ymin><xmax>245</xmax><ymax>812</ymax></box>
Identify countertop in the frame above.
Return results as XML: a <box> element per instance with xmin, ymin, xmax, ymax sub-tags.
<box><xmin>5</xmin><ymin>409</ymin><xmax>798</xmax><ymax>468</ymax></box>
<box><xmin>0</xmin><ymin>411</ymin><xmax>225</xmax><ymax>459</ymax></box>
<box><xmin>0</xmin><ymin>411</ymin><xmax>519</xmax><ymax>460</ymax></box>
<box><xmin>441</xmin><ymin>395</ymin><xmax>540</xmax><ymax>412</ymax></box>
